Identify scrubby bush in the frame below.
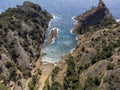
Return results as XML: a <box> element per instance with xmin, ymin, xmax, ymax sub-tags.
<box><xmin>81</xmin><ymin>46</ymin><xmax>85</xmax><ymax>52</ymax></box>
<box><xmin>28</xmin><ymin>74</ymin><xmax>38</xmax><ymax>90</ymax></box>
<box><xmin>63</xmin><ymin>57</ymin><xmax>79</xmax><ymax>90</ymax></box>
<box><xmin>5</xmin><ymin>61</ymin><xmax>15</xmax><ymax>69</ymax></box>
<box><xmin>43</xmin><ymin>78</ymin><xmax>50</xmax><ymax>90</ymax></box>
<box><xmin>0</xmin><ymin>84</ymin><xmax>10</xmax><ymax>90</ymax></box>
<box><xmin>118</xmin><ymin>59</ymin><xmax>120</xmax><ymax>65</ymax></box>
<box><xmin>100</xmin><ymin>17</ymin><xmax>116</xmax><ymax>28</ymax></box>
<box><xmin>51</xmin><ymin>67</ymin><xmax>60</xmax><ymax>80</ymax></box>
<box><xmin>91</xmin><ymin>41</ymin><xmax>120</xmax><ymax>64</ymax></box>
<box><xmin>84</xmin><ymin>77</ymin><xmax>100</xmax><ymax>90</ymax></box>
<box><xmin>28</xmin><ymin>81</ymin><xmax>34</xmax><ymax>90</ymax></box>
<box><xmin>107</xmin><ymin>63</ymin><xmax>114</xmax><ymax>70</ymax></box>
<box><xmin>50</xmin><ymin>81</ymin><xmax>62</xmax><ymax>90</ymax></box>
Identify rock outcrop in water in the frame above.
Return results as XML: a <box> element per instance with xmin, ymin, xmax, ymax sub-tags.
<box><xmin>0</xmin><ymin>1</ymin><xmax>52</xmax><ymax>90</ymax></box>
<box><xmin>43</xmin><ymin>1</ymin><xmax>120</xmax><ymax>90</ymax></box>
<box><xmin>73</xmin><ymin>0</ymin><xmax>116</xmax><ymax>34</ymax></box>
<box><xmin>47</xmin><ymin>28</ymin><xmax>58</xmax><ymax>44</ymax></box>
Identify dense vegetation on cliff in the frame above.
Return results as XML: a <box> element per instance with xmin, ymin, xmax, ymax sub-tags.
<box><xmin>0</xmin><ymin>1</ymin><xmax>52</xmax><ymax>89</ymax></box>
<box><xmin>44</xmin><ymin>0</ymin><xmax>120</xmax><ymax>90</ymax></box>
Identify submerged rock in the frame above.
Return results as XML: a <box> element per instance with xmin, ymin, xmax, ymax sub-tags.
<box><xmin>73</xmin><ymin>0</ymin><xmax>116</xmax><ymax>34</ymax></box>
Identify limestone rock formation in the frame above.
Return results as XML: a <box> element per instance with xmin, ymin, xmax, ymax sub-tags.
<box><xmin>73</xmin><ymin>0</ymin><xmax>116</xmax><ymax>34</ymax></box>
<box><xmin>0</xmin><ymin>1</ymin><xmax>52</xmax><ymax>89</ymax></box>
<box><xmin>47</xmin><ymin>28</ymin><xmax>58</xmax><ymax>44</ymax></box>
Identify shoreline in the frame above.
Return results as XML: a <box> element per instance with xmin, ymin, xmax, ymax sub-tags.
<box><xmin>41</xmin><ymin>61</ymin><xmax>58</xmax><ymax>66</ymax></box>
<box><xmin>70</xmin><ymin>16</ymin><xmax>80</xmax><ymax>53</ymax></box>
<box><xmin>70</xmin><ymin>17</ymin><xmax>76</xmax><ymax>35</ymax></box>
<box><xmin>70</xmin><ymin>16</ymin><xmax>78</xmax><ymax>35</ymax></box>
<box><xmin>70</xmin><ymin>48</ymin><xmax>75</xmax><ymax>53</ymax></box>
<box><xmin>72</xmin><ymin>16</ymin><xmax>78</xmax><ymax>24</ymax></box>
<box><xmin>48</xmin><ymin>14</ymin><xmax>56</xmax><ymax>27</ymax></box>
<box><xmin>42</xmin><ymin>15</ymin><xmax>79</xmax><ymax>64</ymax></box>
<box><xmin>41</xmin><ymin>16</ymin><xmax>80</xmax><ymax>64</ymax></box>
<box><xmin>41</xmin><ymin>14</ymin><xmax>57</xmax><ymax>64</ymax></box>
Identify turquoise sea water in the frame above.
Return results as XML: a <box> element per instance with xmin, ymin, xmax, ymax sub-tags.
<box><xmin>0</xmin><ymin>0</ymin><xmax>120</xmax><ymax>63</ymax></box>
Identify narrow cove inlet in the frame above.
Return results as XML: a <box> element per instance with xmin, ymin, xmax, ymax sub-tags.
<box><xmin>39</xmin><ymin>0</ymin><xmax>100</xmax><ymax>63</ymax></box>
<box><xmin>36</xmin><ymin>0</ymin><xmax>120</xmax><ymax>63</ymax></box>
<box><xmin>1</xmin><ymin>0</ymin><xmax>120</xmax><ymax>63</ymax></box>
<box><xmin>41</xmin><ymin>14</ymin><xmax>78</xmax><ymax>63</ymax></box>
<box><xmin>0</xmin><ymin>0</ymin><xmax>120</xmax><ymax>90</ymax></box>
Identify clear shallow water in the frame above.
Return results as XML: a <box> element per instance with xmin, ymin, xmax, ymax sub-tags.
<box><xmin>1</xmin><ymin>0</ymin><xmax>120</xmax><ymax>63</ymax></box>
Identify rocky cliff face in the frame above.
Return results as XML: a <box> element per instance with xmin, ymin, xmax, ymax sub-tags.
<box><xmin>44</xmin><ymin>0</ymin><xmax>120</xmax><ymax>90</ymax></box>
<box><xmin>0</xmin><ymin>1</ymin><xmax>52</xmax><ymax>89</ymax></box>
<box><xmin>73</xmin><ymin>0</ymin><xmax>116</xmax><ymax>34</ymax></box>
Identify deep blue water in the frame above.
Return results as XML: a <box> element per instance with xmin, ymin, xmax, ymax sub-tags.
<box><xmin>0</xmin><ymin>0</ymin><xmax>120</xmax><ymax>63</ymax></box>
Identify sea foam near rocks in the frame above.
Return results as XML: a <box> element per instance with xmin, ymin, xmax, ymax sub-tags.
<box><xmin>51</xmin><ymin>28</ymin><xmax>59</xmax><ymax>44</ymax></box>
<box><xmin>72</xmin><ymin>16</ymin><xmax>78</xmax><ymax>24</ymax></box>
<box><xmin>70</xmin><ymin>48</ymin><xmax>75</xmax><ymax>53</ymax></box>
<box><xmin>116</xmin><ymin>19</ymin><xmax>120</xmax><ymax>22</ymax></box>
<box><xmin>70</xmin><ymin>16</ymin><xmax>78</xmax><ymax>34</ymax></box>
<box><xmin>48</xmin><ymin>14</ymin><xmax>57</xmax><ymax>27</ymax></box>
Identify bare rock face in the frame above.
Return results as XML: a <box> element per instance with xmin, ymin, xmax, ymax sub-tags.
<box><xmin>21</xmin><ymin>1</ymin><xmax>42</xmax><ymax>12</ymax></box>
<box><xmin>73</xmin><ymin>0</ymin><xmax>116</xmax><ymax>34</ymax></box>
<box><xmin>0</xmin><ymin>1</ymin><xmax>52</xmax><ymax>89</ymax></box>
<box><xmin>47</xmin><ymin>28</ymin><xmax>58</xmax><ymax>44</ymax></box>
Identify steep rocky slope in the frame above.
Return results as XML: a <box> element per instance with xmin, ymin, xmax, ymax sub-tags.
<box><xmin>44</xmin><ymin>0</ymin><xmax>120</xmax><ymax>90</ymax></box>
<box><xmin>73</xmin><ymin>0</ymin><xmax>116</xmax><ymax>34</ymax></box>
<box><xmin>0</xmin><ymin>1</ymin><xmax>52</xmax><ymax>90</ymax></box>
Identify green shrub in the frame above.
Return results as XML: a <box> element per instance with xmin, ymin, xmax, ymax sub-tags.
<box><xmin>84</xmin><ymin>63</ymin><xmax>91</xmax><ymax>69</ymax></box>
<box><xmin>0</xmin><ymin>75</ymin><xmax>7</xmax><ymax>81</ymax></box>
<box><xmin>32</xmin><ymin>75</ymin><xmax>38</xmax><ymax>85</ymax></box>
<box><xmin>63</xmin><ymin>57</ymin><xmax>79</xmax><ymax>90</ymax></box>
<box><xmin>91</xmin><ymin>41</ymin><xmax>120</xmax><ymax>64</ymax></box>
<box><xmin>100</xmin><ymin>17</ymin><xmax>116</xmax><ymax>28</ymax></box>
<box><xmin>0</xmin><ymin>67</ymin><xmax>3</xmax><ymax>73</ymax></box>
<box><xmin>107</xmin><ymin>63</ymin><xmax>114</xmax><ymax>70</ymax></box>
<box><xmin>28</xmin><ymin>74</ymin><xmax>38</xmax><ymax>90</ymax></box>
<box><xmin>0</xmin><ymin>84</ymin><xmax>10</xmax><ymax>90</ymax></box>
<box><xmin>50</xmin><ymin>81</ymin><xmax>62</xmax><ymax>90</ymax></box>
<box><xmin>51</xmin><ymin>67</ymin><xmax>60</xmax><ymax>80</ymax></box>
<box><xmin>23</xmin><ymin>70</ymin><xmax>31</xmax><ymax>77</ymax></box>
<box><xmin>5</xmin><ymin>61</ymin><xmax>15</xmax><ymax>69</ymax></box>
<box><xmin>8</xmin><ymin>66</ymin><xmax>17</xmax><ymax>80</ymax></box>
<box><xmin>81</xmin><ymin>46</ymin><xmax>85</xmax><ymax>52</ymax></box>
<box><xmin>28</xmin><ymin>81</ymin><xmax>34</xmax><ymax>90</ymax></box>
<box><xmin>43</xmin><ymin>78</ymin><xmax>50</xmax><ymax>90</ymax></box>
<box><xmin>118</xmin><ymin>59</ymin><xmax>120</xmax><ymax>65</ymax></box>
<box><xmin>84</xmin><ymin>77</ymin><xmax>100</xmax><ymax>90</ymax></box>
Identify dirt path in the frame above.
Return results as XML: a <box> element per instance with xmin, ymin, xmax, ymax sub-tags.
<box><xmin>38</xmin><ymin>63</ymin><xmax>55</xmax><ymax>90</ymax></box>
<box><xmin>24</xmin><ymin>54</ymin><xmax>55</xmax><ymax>90</ymax></box>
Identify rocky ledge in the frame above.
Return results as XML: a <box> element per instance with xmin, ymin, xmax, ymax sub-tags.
<box><xmin>0</xmin><ymin>1</ymin><xmax>52</xmax><ymax>90</ymax></box>
<box><xmin>47</xmin><ymin>28</ymin><xmax>58</xmax><ymax>44</ymax></box>
<box><xmin>73</xmin><ymin>0</ymin><xmax>116</xmax><ymax>34</ymax></box>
